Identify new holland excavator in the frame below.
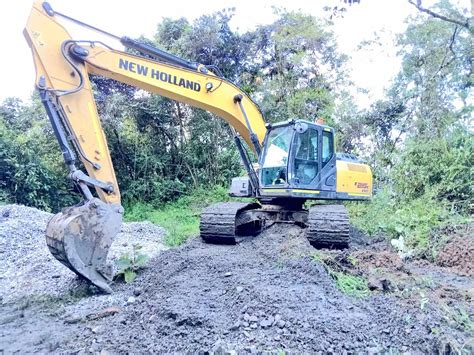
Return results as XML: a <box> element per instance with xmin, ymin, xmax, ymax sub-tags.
<box><xmin>24</xmin><ymin>2</ymin><xmax>373</xmax><ymax>293</ymax></box>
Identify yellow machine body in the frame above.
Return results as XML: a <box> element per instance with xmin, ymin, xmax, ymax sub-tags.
<box><xmin>336</xmin><ymin>160</ymin><xmax>373</xmax><ymax>198</ymax></box>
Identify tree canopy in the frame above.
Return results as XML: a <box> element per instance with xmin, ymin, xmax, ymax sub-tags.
<box><xmin>0</xmin><ymin>2</ymin><xmax>472</xmax><ymax>218</ymax></box>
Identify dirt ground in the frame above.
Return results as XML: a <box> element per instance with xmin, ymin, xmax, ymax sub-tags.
<box><xmin>0</xmin><ymin>205</ymin><xmax>473</xmax><ymax>353</ymax></box>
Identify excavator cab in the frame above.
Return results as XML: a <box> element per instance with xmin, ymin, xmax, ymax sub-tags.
<box><xmin>259</xmin><ymin>120</ymin><xmax>337</xmax><ymax>195</ymax></box>
<box><xmin>256</xmin><ymin>119</ymin><xmax>372</xmax><ymax>201</ymax></box>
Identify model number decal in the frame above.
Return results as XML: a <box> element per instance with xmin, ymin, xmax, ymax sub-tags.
<box><xmin>355</xmin><ymin>182</ymin><xmax>369</xmax><ymax>189</ymax></box>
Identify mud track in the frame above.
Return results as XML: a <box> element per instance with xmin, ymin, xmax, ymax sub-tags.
<box><xmin>0</xmin><ymin>205</ymin><xmax>472</xmax><ymax>353</ymax></box>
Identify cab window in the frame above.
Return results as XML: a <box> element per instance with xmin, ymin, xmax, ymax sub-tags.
<box><xmin>261</xmin><ymin>126</ymin><xmax>293</xmax><ymax>186</ymax></box>
<box><xmin>294</xmin><ymin>128</ymin><xmax>318</xmax><ymax>184</ymax></box>
<box><xmin>322</xmin><ymin>130</ymin><xmax>334</xmax><ymax>168</ymax></box>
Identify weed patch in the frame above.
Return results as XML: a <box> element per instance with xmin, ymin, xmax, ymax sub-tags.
<box><xmin>115</xmin><ymin>244</ymin><xmax>149</xmax><ymax>283</ymax></box>
<box><xmin>442</xmin><ymin>305</ymin><xmax>473</xmax><ymax>333</ymax></box>
<box><xmin>347</xmin><ymin>189</ymin><xmax>471</xmax><ymax>259</ymax></box>
<box><xmin>124</xmin><ymin>186</ymin><xmax>251</xmax><ymax>246</ymax></box>
<box><xmin>332</xmin><ymin>272</ymin><xmax>370</xmax><ymax>298</ymax></box>
<box><xmin>312</xmin><ymin>252</ymin><xmax>370</xmax><ymax>298</ymax></box>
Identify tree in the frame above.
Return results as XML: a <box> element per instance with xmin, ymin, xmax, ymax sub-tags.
<box><xmin>359</xmin><ymin>0</ymin><xmax>473</xmax><ymax>204</ymax></box>
<box><xmin>246</xmin><ymin>10</ymin><xmax>349</xmax><ymax>124</ymax></box>
<box><xmin>408</xmin><ymin>0</ymin><xmax>473</xmax><ymax>34</ymax></box>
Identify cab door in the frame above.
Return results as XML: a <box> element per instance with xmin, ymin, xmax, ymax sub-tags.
<box><xmin>290</xmin><ymin>124</ymin><xmax>336</xmax><ymax>192</ymax></box>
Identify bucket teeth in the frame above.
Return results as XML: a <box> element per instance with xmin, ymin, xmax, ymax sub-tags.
<box><xmin>45</xmin><ymin>198</ymin><xmax>123</xmax><ymax>293</ymax></box>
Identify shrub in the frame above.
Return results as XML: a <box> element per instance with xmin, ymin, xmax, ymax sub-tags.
<box><xmin>391</xmin><ymin>127</ymin><xmax>473</xmax><ymax>212</ymax></box>
<box><xmin>348</xmin><ymin>188</ymin><xmax>469</xmax><ymax>258</ymax></box>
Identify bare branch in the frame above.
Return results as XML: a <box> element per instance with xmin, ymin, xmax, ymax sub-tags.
<box><xmin>408</xmin><ymin>0</ymin><xmax>472</xmax><ymax>32</ymax></box>
<box><xmin>431</xmin><ymin>26</ymin><xmax>459</xmax><ymax>81</ymax></box>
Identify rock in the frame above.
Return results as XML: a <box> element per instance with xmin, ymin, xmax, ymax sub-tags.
<box><xmin>250</xmin><ymin>323</ymin><xmax>258</xmax><ymax>329</ymax></box>
<box><xmin>248</xmin><ymin>315</ymin><xmax>258</xmax><ymax>323</ymax></box>
<box><xmin>133</xmin><ymin>288</ymin><xmax>142</xmax><ymax>296</ymax></box>
<box><xmin>91</xmin><ymin>326</ymin><xmax>102</xmax><ymax>334</ymax></box>
<box><xmin>51</xmin><ymin>274</ymin><xmax>60</xmax><ymax>279</ymax></box>
<box><xmin>236</xmin><ymin>286</ymin><xmax>244</xmax><ymax>293</ymax></box>
<box><xmin>260</xmin><ymin>318</ymin><xmax>273</xmax><ymax>328</ymax></box>
<box><xmin>381</xmin><ymin>279</ymin><xmax>392</xmax><ymax>291</ymax></box>
<box><xmin>47</xmin><ymin>341</ymin><xmax>60</xmax><ymax>352</ymax></box>
<box><xmin>277</xmin><ymin>320</ymin><xmax>286</xmax><ymax>328</ymax></box>
<box><xmin>0</xmin><ymin>313</ymin><xmax>21</xmax><ymax>325</ymax></box>
<box><xmin>368</xmin><ymin>277</ymin><xmax>383</xmax><ymax>291</ymax></box>
<box><xmin>229</xmin><ymin>321</ymin><xmax>240</xmax><ymax>331</ymax></box>
<box><xmin>368</xmin><ymin>277</ymin><xmax>392</xmax><ymax>292</ymax></box>
<box><xmin>224</xmin><ymin>272</ymin><xmax>233</xmax><ymax>277</ymax></box>
<box><xmin>64</xmin><ymin>315</ymin><xmax>83</xmax><ymax>324</ymax></box>
<box><xmin>212</xmin><ymin>340</ymin><xmax>225</xmax><ymax>353</ymax></box>
<box><xmin>127</xmin><ymin>296</ymin><xmax>136</xmax><ymax>304</ymax></box>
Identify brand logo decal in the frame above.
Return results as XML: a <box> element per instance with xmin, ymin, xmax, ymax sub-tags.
<box><xmin>119</xmin><ymin>59</ymin><xmax>201</xmax><ymax>92</ymax></box>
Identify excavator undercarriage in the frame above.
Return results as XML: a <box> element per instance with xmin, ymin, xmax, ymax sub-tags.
<box><xmin>200</xmin><ymin>201</ymin><xmax>350</xmax><ymax>248</ymax></box>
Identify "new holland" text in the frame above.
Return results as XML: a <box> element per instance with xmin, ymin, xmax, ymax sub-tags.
<box><xmin>119</xmin><ymin>59</ymin><xmax>201</xmax><ymax>92</ymax></box>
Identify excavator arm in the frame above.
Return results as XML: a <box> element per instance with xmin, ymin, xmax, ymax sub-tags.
<box><xmin>24</xmin><ymin>1</ymin><xmax>267</xmax><ymax>292</ymax></box>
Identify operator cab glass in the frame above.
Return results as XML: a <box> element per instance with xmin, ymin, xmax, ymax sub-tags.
<box><xmin>259</xmin><ymin>120</ymin><xmax>336</xmax><ymax>191</ymax></box>
<box><xmin>294</xmin><ymin>128</ymin><xmax>318</xmax><ymax>184</ymax></box>
<box><xmin>260</xmin><ymin>125</ymin><xmax>293</xmax><ymax>186</ymax></box>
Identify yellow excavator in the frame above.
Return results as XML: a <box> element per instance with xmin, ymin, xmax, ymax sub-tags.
<box><xmin>24</xmin><ymin>1</ymin><xmax>373</xmax><ymax>292</ymax></box>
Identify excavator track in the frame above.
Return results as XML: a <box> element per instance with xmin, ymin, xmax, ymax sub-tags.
<box><xmin>306</xmin><ymin>204</ymin><xmax>350</xmax><ymax>249</ymax></box>
<box><xmin>200</xmin><ymin>202</ymin><xmax>262</xmax><ymax>244</ymax></box>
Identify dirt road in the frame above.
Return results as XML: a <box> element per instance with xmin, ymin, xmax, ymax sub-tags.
<box><xmin>0</xmin><ymin>205</ymin><xmax>472</xmax><ymax>353</ymax></box>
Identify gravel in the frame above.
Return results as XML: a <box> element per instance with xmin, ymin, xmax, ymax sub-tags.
<box><xmin>0</xmin><ymin>204</ymin><xmax>167</xmax><ymax>303</ymax></box>
<box><xmin>0</xmin><ymin>204</ymin><xmax>472</xmax><ymax>353</ymax></box>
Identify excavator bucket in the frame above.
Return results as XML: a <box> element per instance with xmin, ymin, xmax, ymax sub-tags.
<box><xmin>45</xmin><ymin>198</ymin><xmax>123</xmax><ymax>293</ymax></box>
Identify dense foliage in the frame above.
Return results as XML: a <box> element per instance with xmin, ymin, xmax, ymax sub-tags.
<box><xmin>347</xmin><ymin>0</ymin><xmax>473</xmax><ymax>256</ymax></box>
<box><xmin>0</xmin><ymin>2</ymin><xmax>472</xmax><ymax>255</ymax></box>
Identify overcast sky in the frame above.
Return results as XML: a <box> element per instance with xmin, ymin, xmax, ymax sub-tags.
<box><xmin>0</xmin><ymin>0</ymin><xmax>467</xmax><ymax>108</ymax></box>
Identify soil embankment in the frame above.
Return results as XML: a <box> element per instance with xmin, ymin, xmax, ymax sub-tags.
<box><xmin>0</xmin><ymin>205</ymin><xmax>472</xmax><ymax>353</ymax></box>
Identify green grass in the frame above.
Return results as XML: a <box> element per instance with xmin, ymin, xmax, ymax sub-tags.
<box><xmin>442</xmin><ymin>305</ymin><xmax>474</xmax><ymax>333</ymax></box>
<box><xmin>312</xmin><ymin>252</ymin><xmax>370</xmax><ymax>298</ymax></box>
<box><xmin>332</xmin><ymin>272</ymin><xmax>370</xmax><ymax>298</ymax></box>
<box><xmin>124</xmin><ymin>186</ymin><xmax>247</xmax><ymax>246</ymax></box>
